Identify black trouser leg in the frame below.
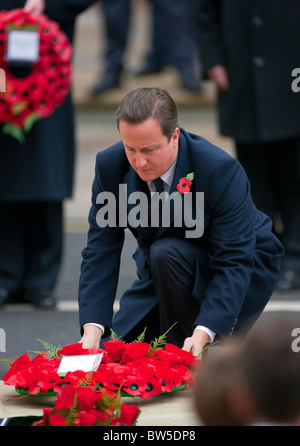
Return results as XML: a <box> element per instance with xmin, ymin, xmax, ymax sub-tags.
<box><xmin>0</xmin><ymin>201</ymin><xmax>63</xmax><ymax>294</ymax></box>
<box><xmin>149</xmin><ymin>237</ymin><xmax>201</xmax><ymax>347</ymax></box>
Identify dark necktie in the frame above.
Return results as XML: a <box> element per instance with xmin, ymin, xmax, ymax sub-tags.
<box><xmin>153</xmin><ymin>177</ymin><xmax>164</xmax><ymax>193</ymax></box>
<box><xmin>148</xmin><ymin>177</ymin><xmax>165</xmax><ymax>230</ymax></box>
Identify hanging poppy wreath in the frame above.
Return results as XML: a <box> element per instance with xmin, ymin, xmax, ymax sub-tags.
<box><xmin>0</xmin><ymin>9</ymin><xmax>72</xmax><ymax>143</ymax></box>
<box><xmin>2</xmin><ymin>333</ymin><xmax>201</xmax><ymax>400</ymax></box>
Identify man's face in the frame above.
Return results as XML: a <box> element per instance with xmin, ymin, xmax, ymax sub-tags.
<box><xmin>119</xmin><ymin>118</ymin><xmax>179</xmax><ymax>182</ymax></box>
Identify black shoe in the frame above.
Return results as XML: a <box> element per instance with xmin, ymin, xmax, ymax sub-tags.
<box><xmin>28</xmin><ymin>289</ymin><xmax>56</xmax><ymax>309</ymax></box>
<box><xmin>276</xmin><ymin>270</ymin><xmax>300</xmax><ymax>291</ymax></box>
<box><xmin>7</xmin><ymin>288</ymin><xmax>28</xmax><ymax>304</ymax></box>
<box><xmin>0</xmin><ymin>288</ymin><xmax>26</xmax><ymax>306</ymax></box>
<box><xmin>0</xmin><ymin>288</ymin><xmax>9</xmax><ymax>306</ymax></box>
<box><xmin>90</xmin><ymin>69</ymin><xmax>121</xmax><ymax>95</ymax></box>
<box><xmin>179</xmin><ymin>70</ymin><xmax>202</xmax><ymax>92</ymax></box>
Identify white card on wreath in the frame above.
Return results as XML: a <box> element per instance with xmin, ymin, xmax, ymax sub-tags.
<box><xmin>6</xmin><ymin>30</ymin><xmax>40</xmax><ymax>62</ymax></box>
<box><xmin>57</xmin><ymin>353</ymin><xmax>103</xmax><ymax>376</ymax></box>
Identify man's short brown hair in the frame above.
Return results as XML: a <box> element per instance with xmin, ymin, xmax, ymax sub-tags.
<box><xmin>115</xmin><ymin>87</ymin><xmax>179</xmax><ymax>140</ymax></box>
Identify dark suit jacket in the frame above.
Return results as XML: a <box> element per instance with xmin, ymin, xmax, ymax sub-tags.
<box><xmin>78</xmin><ymin>128</ymin><xmax>283</xmax><ymax>338</ymax></box>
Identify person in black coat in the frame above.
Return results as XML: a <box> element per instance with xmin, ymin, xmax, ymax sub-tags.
<box><xmin>0</xmin><ymin>0</ymin><xmax>95</xmax><ymax>307</ymax></box>
<box><xmin>194</xmin><ymin>0</ymin><xmax>300</xmax><ymax>290</ymax></box>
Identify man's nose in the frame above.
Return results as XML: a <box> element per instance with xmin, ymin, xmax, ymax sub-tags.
<box><xmin>135</xmin><ymin>152</ymin><xmax>147</xmax><ymax>168</ymax></box>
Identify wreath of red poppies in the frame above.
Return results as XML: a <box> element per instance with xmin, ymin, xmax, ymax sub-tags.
<box><xmin>3</xmin><ymin>340</ymin><xmax>200</xmax><ymax>400</ymax></box>
<box><xmin>0</xmin><ymin>9</ymin><xmax>72</xmax><ymax>142</ymax></box>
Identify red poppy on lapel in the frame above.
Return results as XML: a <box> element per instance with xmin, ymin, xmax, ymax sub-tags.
<box><xmin>176</xmin><ymin>172</ymin><xmax>194</xmax><ymax>194</ymax></box>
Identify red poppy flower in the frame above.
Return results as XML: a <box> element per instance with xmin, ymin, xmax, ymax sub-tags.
<box><xmin>121</xmin><ymin>342</ymin><xmax>150</xmax><ymax>363</ymax></box>
<box><xmin>146</xmin><ymin>364</ymin><xmax>178</xmax><ymax>392</ymax></box>
<box><xmin>28</xmin><ymin>379</ymin><xmax>42</xmax><ymax>395</ymax></box>
<box><xmin>99</xmin><ymin>373</ymin><xmax>124</xmax><ymax>392</ymax></box>
<box><xmin>138</xmin><ymin>374</ymin><xmax>161</xmax><ymax>398</ymax></box>
<box><xmin>123</xmin><ymin>375</ymin><xmax>147</xmax><ymax>396</ymax></box>
<box><xmin>164</xmin><ymin>343</ymin><xmax>198</xmax><ymax>366</ymax></box>
<box><xmin>2</xmin><ymin>352</ymin><xmax>31</xmax><ymax>383</ymax></box>
<box><xmin>63</xmin><ymin>370</ymin><xmax>87</xmax><ymax>385</ymax></box>
<box><xmin>103</xmin><ymin>340</ymin><xmax>126</xmax><ymax>362</ymax></box>
<box><xmin>76</xmin><ymin>387</ymin><xmax>98</xmax><ymax>412</ymax></box>
<box><xmin>117</xmin><ymin>404</ymin><xmax>140</xmax><ymax>426</ymax></box>
<box><xmin>79</xmin><ymin>411</ymin><xmax>101</xmax><ymax>426</ymax></box>
<box><xmin>176</xmin><ymin>177</ymin><xmax>192</xmax><ymax>194</ymax></box>
<box><xmin>58</xmin><ymin>343</ymin><xmax>103</xmax><ymax>357</ymax></box>
<box><xmin>36</xmin><ymin>371</ymin><xmax>61</xmax><ymax>392</ymax></box>
<box><xmin>47</xmin><ymin>413</ymin><xmax>67</xmax><ymax>426</ymax></box>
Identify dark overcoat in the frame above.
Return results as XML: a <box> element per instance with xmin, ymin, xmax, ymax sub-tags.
<box><xmin>194</xmin><ymin>0</ymin><xmax>300</xmax><ymax>144</ymax></box>
<box><xmin>0</xmin><ymin>0</ymin><xmax>95</xmax><ymax>202</ymax></box>
<box><xmin>78</xmin><ymin>129</ymin><xmax>284</xmax><ymax>340</ymax></box>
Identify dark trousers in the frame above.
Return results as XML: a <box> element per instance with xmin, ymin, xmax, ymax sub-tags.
<box><xmin>149</xmin><ymin>0</ymin><xmax>197</xmax><ymax>71</ymax></box>
<box><xmin>100</xmin><ymin>0</ymin><xmax>197</xmax><ymax>72</ymax></box>
<box><xmin>0</xmin><ymin>202</ymin><xmax>63</xmax><ymax>293</ymax></box>
<box><xmin>236</xmin><ymin>138</ymin><xmax>300</xmax><ymax>270</ymax></box>
<box><xmin>122</xmin><ymin>237</ymin><xmax>209</xmax><ymax>347</ymax></box>
<box><xmin>101</xmin><ymin>0</ymin><xmax>130</xmax><ymax>70</ymax></box>
<box><xmin>149</xmin><ymin>237</ymin><xmax>205</xmax><ymax>346</ymax></box>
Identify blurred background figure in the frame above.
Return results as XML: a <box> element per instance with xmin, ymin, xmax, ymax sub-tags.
<box><xmin>194</xmin><ymin>314</ymin><xmax>300</xmax><ymax>426</ymax></box>
<box><xmin>0</xmin><ymin>0</ymin><xmax>95</xmax><ymax>308</ymax></box>
<box><xmin>90</xmin><ymin>0</ymin><xmax>130</xmax><ymax>94</ymax></box>
<box><xmin>194</xmin><ymin>343</ymin><xmax>257</xmax><ymax>426</ymax></box>
<box><xmin>194</xmin><ymin>1</ymin><xmax>300</xmax><ymax>291</ymax></box>
<box><xmin>239</xmin><ymin>313</ymin><xmax>300</xmax><ymax>426</ymax></box>
<box><xmin>91</xmin><ymin>0</ymin><xmax>201</xmax><ymax>94</ymax></box>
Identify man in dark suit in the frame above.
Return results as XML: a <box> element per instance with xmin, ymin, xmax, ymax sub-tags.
<box><xmin>78</xmin><ymin>87</ymin><xmax>283</xmax><ymax>356</ymax></box>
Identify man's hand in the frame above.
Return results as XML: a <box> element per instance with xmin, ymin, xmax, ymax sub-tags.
<box><xmin>207</xmin><ymin>65</ymin><xmax>230</xmax><ymax>92</ymax></box>
<box><xmin>80</xmin><ymin>324</ymin><xmax>103</xmax><ymax>350</ymax></box>
<box><xmin>24</xmin><ymin>0</ymin><xmax>45</xmax><ymax>14</ymax></box>
<box><xmin>182</xmin><ymin>329</ymin><xmax>211</xmax><ymax>358</ymax></box>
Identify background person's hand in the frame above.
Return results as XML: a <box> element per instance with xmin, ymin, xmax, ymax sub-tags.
<box><xmin>207</xmin><ymin>65</ymin><xmax>230</xmax><ymax>92</ymax></box>
<box><xmin>23</xmin><ymin>0</ymin><xmax>45</xmax><ymax>15</ymax></box>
